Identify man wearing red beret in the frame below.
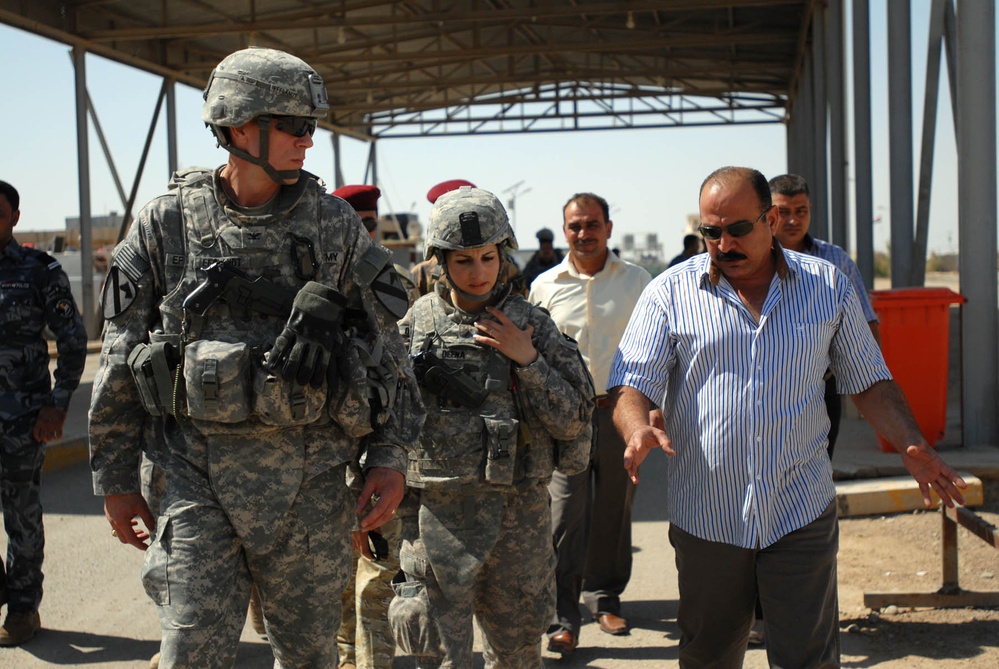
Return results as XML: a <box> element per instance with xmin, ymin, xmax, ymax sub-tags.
<box><xmin>332</xmin><ymin>184</ymin><xmax>381</xmax><ymax>234</ymax></box>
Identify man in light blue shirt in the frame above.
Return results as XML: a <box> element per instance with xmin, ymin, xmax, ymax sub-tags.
<box><xmin>608</xmin><ymin>166</ymin><xmax>967</xmax><ymax>668</ymax></box>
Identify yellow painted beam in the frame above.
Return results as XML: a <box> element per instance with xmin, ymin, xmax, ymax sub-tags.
<box><xmin>836</xmin><ymin>473</ymin><xmax>983</xmax><ymax>518</ymax></box>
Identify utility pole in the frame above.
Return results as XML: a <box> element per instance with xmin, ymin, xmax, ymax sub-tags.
<box><xmin>502</xmin><ymin>180</ymin><xmax>532</xmax><ymax>233</ymax></box>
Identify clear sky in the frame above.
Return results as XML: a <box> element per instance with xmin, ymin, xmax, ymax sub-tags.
<box><xmin>0</xmin><ymin>1</ymin><xmax>993</xmax><ymax>257</ymax></box>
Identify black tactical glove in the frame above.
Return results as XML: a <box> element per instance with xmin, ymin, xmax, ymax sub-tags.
<box><xmin>266</xmin><ymin>281</ymin><xmax>347</xmax><ymax>389</ymax></box>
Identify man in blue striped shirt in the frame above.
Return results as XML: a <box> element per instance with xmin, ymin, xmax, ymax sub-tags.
<box><xmin>608</xmin><ymin>166</ymin><xmax>967</xmax><ymax>668</ymax></box>
<box><xmin>771</xmin><ymin>173</ymin><xmax>880</xmax><ymax>459</ymax></box>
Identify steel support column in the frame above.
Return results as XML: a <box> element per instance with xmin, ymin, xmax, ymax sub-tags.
<box><xmin>786</xmin><ymin>87</ymin><xmax>799</xmax><ymax>174</ymax></box>
<box><xmin>887</xmin><ymin>2</ymin><xmax>915</xmax><ymax>287</ymax></box>
<box><xmin>828</xmin><ymin>0</ymin><xmax>847</xmax><ymax>248</ymax></box>
<box><xmin>367</xmin><ymin>140</ymin><xmax>378</xmax><ymax>188</ymax></box>
<box><xmin>72</xmin><ymin>45</ymin><xmax>95</xmax><ymax>337</ymax></box>
<box><xmin>166</xmin><ymin>78</ymin><xmax>178</xmax><ymax>176</ymax></box>
<box><xmin>331</xmin><ymin>132</ymin><xmax>344</xmax><ymax>189</ymax></box>
<box><xmin>799</xmin><ymin>51</ymin><xmax>816</xmax><ymax>191</ymax></box>
<box><xmin>853</xmin><ymin>0</ymin><xmax>875</xmax><ymax>288</ymax></box>
<box><xmin>957</xmin><ymin>0</ymin><xmax>998</xmax><ymax>446</ymax></box>
<box><xmin>913</xmin><ymin>0</ymin><xmax>948</xmax><ymax>287</ymax></box>
<box><xmin>811</xmin><ymin>8</ymin><xmax>829</xmax><ymax>242</ymax></box>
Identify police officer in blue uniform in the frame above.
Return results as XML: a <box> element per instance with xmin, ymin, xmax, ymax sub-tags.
<box><xmin>0</xmin><ymin>179</ymin><xmax>87</xmax><ymax>646</ymax></box>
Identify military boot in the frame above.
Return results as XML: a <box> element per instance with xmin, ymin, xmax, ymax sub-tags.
<box><xmin>148</xmin><ymin>652</ymin><xmax>161</xmax><ymax>668</ymax></box>
<box><xmin>0</xmin><ymin>610</ymin><xmax>41</xmax><ymax>646</ymax></box>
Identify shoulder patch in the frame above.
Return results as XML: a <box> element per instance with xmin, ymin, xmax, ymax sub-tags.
<box><xmin>371</xmin><ymin>265</ymin><xmax>410</xmax><ymax>320</ymax></box>
<box><xmin>54</xmin><ymin>298</ymin><xmax>77</xmax><ymax>320</ymax></box>
<box><xmin>102</xmin><ymin>266</ymin><xmax>139</xmax><ymax>319</ymax></box>
<box><xmin>113</xmin><ymin>245</ymin><xmax>150</xmax><ymax>282</ymax></box>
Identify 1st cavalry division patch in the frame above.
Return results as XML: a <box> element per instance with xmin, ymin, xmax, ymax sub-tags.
<box><xmin>102</xmin><ymin>246</ymin><xmax>149</xmax><ymax>319</ymax></box>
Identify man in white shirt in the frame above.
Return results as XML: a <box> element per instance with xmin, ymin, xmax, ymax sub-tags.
<box><xmin>529</xmin><ymin>192</ymin><xmax>651</xmax><ymax>655</ymax></box>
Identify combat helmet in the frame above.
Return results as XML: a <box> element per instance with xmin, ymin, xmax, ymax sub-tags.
<box><xmin>202</xmin><ymin>46</ymin><xmax>329</xmax><ymax>183</ymax></box>
<box><xmin>425</xmin><ymin>186</ymin><xmax>519</xmax><ymax>303</ymax></box>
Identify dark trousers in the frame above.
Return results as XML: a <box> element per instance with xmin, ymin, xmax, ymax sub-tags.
<box><xmin>548</xmin><ymin>406</ymin><xmax>635</xmax><ymax>635</ymax></box>
<box><xmin>825</xmin><ymin>375</ymin><xmax>842</xmax><ymax>458</ymax></box>
<box><xmin>581</xmin><ymin>406</ymin><xmax>635</xmax><ymax>618</ymax></box>
<box><xmin>671</xmin><ymin>501</ymin><xmax>840</xmax><ymax>669</ymax></box>
<box><xmin>548</xmin><ymin>468</ymin><xmax>590</xmax><ymax>635</ymax></box>
<box><xmin>0</xmin><ymin>413</ymin><xmax>46</xmax><ymax>613</ymax></box>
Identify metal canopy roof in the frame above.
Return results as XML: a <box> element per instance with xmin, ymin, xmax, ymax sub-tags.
<box><xmin>1</xmin><ymin>1</ymin><xmax>812</xmax><ymax>139</ymax></box>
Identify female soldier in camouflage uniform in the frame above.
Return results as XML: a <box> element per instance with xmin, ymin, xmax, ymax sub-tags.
<box><xmin>391</xmin><ymin>187</ymin><xmax>593</xmax><ymax>668</ymax></box>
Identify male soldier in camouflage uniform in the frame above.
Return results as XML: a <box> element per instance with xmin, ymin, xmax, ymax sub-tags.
<box><xmin>331</xmin><ymin>183</ymin><xmax>416</xmax><ymax>669</ymax></box>
<box><xmin>89</xmin><ymin>47</ymin><xmax>423</xmax><ymax>669</ymax></box>
<box><xmin>0</xmin><ymin>180</ymin><xmax>87</xmax><ymax>646</ymax></box>
<box><xmin>390</xmin><ymin>187</ymin><xmax>593</xmax><ymax>668</ymax></box>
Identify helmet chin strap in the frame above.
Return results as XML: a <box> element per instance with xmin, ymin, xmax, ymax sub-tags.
<box><xmin>214</xmin><ymin>117</ymin><xmax>301</xmax><ymax>184</ymax></box>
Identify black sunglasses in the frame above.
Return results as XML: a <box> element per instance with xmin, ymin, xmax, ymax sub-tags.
<box><xmin>269</xmin><ymin>115</ymin><xmax>318</xmax><ymax>138</ymax></box>
<box><xmin>698</xmin><ymin>207</ymin><xmax>771</xmax><ymax>241</ymax></box>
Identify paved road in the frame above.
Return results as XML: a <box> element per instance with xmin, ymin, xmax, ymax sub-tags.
<box><xmin>4</xmin><ymin>438</ymin><xmax>739</xmax><ymax>669</ymax></box>
<box><xmin>13</xmin><ymin>429</ymin><xmax>991</xmax><ymax>669</ymax></box>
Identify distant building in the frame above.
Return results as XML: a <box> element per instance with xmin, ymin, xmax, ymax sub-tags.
<box><xmin>15</xmin><ymin>212</ymin><xmax>121</xmax><ymax>252</ymax></box>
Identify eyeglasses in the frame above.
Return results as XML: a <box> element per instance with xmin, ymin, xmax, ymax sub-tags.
<box><xmin>698</xmin><ymin>207</ymin><xmax>770</xmax><ymax>241</ymax></box>
<box><xmin>269</xmin><ymin>115</ymin><xmax>318</xmax><ymax>138</ymax></box>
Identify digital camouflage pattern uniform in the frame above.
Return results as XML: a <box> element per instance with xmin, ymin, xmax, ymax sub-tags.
<box><xmin>90</xmin><ymin>162</ymin><xmax>423</xmax><ymax>668</ymax></box>
<box><xmin>0</xmin><ymin>239</ymin><xmax>87</xmax><ymax>614</ymax></box>
<box><xmin>337</xmin><ymin>472</ymin><xmax>415</xmax><ymax>669</ymax></box>
<box><xmin>389</xmin><ymin>187</ymin><xmax>593</xmax><ymax>669</ymax></box>
<box><xmin>90</xmin><ymin>47</ymin><xmax>423</xmax><ymax>668</ymax></box>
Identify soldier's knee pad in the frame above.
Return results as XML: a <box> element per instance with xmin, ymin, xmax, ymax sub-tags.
<box><xmin>388</xmin><ymin>571</ymin><xmax>441</xmax><ymax>658</ymax></box>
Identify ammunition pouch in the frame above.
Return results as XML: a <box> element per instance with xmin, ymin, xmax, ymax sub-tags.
<box><xmin>483</xmin><ymin>416</ymin><xmax>519</xmax><ymax>486</ymax></box>
<box><xmin>253</xmin><ymin>366</ymin><xmax>327</xmax><ymax>426</ymax></box>
<box><xmin>124</xmin><ymin>329</ymin><xmax>337</xmax><ymax>432</ymax></box>
<box><xmin>183</xmin><ymin>340</ymin><xmax>252</xmax><ymax>425</ymax></box>
<box><xmin>407</xmin><ymin>413</ymin><xmax>485</xmax><ymax>488</ymax></box>
<box><xmin>128</xmin><ymin>341</ymin><xmax>180</xmax><ymax>417</ymax></box>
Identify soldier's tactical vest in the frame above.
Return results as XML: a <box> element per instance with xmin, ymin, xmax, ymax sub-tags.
<box><xmin>129</xmin><ymin>168</ymin><xmax>353</xmax><ymax>435</ymax></box>
<box><xmin>405</xmin><ymin>291</ymin><xmax>557</xmax><ymax>488</ymax></box>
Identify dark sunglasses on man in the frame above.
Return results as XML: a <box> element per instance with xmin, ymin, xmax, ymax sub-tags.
<box><xmin>699</xmin><ymin>207</ymin><xmax>771</xmax><ymax>241</ymax></box>
<box><xmin>267</xmin><ymin>114</ymin><xmax>318</xmax><ymax>138</ymax></box>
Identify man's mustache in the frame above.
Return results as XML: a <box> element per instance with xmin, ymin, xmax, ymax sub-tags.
<box><xmin>716</xmin><ymin>250</ymin><xmax>747</xmax><ymax>262</ymax></box>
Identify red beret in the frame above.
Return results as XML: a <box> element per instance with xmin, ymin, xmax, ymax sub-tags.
<box><xmin>427</xmin><ymin>179</ymin><xmax>477</xmax><ymax>204</ymax></box>
<box><xmin>332</xmin><ymin>184</ymin><xmax>381</xmax><ymax>212</ymax></box>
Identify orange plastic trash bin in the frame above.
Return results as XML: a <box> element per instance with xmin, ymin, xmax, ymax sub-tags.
<box><xmin>868</xmin><ymin>287</ymin><xmax>965</xmax><ymax>452</ymax></box>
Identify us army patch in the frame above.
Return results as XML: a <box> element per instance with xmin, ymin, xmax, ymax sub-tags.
<box><xmin>102</xmin><ymin>267</ymin><xmax>138</xmax><ymax>319</ymax></box>
<box><xmin>371</xmin><ymin>266</ymin><xmax>409</xmax><ymax>319</ymax></box>
<box><xmin>102</xmin><ymin>246</ymin><xmax>148</xmax><ymax>319</ymax></box>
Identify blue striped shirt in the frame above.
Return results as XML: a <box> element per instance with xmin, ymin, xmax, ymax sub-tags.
<box><xmin>607</xmin><ymin>249</ymin><xmax>890</xmax><ymax>548</ymax></box>
<box><xmin>803</xmin><ymin>234</ymin><xmax>878</xmax><ymax>323</ymax></box>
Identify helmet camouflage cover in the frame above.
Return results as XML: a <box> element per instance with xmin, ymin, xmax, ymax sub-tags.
<box><xmin>202</xmin><ymin>46</ymin><xmax>329</xmax><ymax>127</ymax></box>
<box><xmin>425</xmin><ymin>187</ymin><xmax>519</xmax><ymax>260</ymax></box>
